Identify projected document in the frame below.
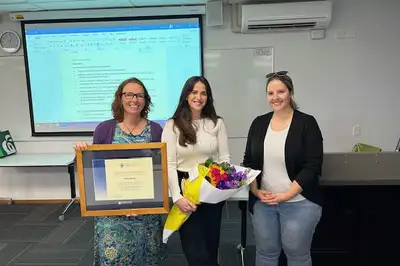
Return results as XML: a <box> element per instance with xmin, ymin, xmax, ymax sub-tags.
<box><xmin>23</xmin><ymin>18</ymin><xmax>202</xmax><ymax>134</ymax></box>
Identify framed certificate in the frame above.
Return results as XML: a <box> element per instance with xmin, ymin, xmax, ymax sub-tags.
<box><xmin>75</xmin><ymin>142</ymin><xmax>170</xmax><ymax>216</ymax></box>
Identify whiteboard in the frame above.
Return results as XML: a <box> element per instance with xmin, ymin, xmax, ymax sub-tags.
<box><xmin>204</xmin><ymin>46</ymin><xmax>274</xmax><ymax>138</ymax></box>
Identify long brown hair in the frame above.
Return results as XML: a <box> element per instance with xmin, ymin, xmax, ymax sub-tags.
<box><xmin>111</xmin><ymin>77</ymin><xmax>152</xmax><ymax>122</ymax></box>
<box><xmin>266</xmin><ymin>71</ymin><xmax>299</xmax><ymax>110</ymax></box>
<box><xmin>171</xmin><ymin>76</ymin><xmax>220</xmax><ymax>146</ymax></box>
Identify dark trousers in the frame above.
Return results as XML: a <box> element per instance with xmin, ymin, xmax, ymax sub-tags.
<box><xmin>178</xmin><ymin>171</ymin><xmax>225</xmax><ymax>266</ymax></box>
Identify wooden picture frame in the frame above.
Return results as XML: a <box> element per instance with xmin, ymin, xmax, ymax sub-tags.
<box><xmin>75</xmin><ymin>142</ymin><xmax>170</xmax><ymax>217</ymax></box>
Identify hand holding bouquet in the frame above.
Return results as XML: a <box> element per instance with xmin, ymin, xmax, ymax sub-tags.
<box><xmin>162</xmin><ymin>158</ymin><xmax>261</xmax><ymax>243</ymax></box>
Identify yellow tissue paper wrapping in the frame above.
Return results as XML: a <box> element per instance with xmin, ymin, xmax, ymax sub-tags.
<box><xmin>162</xmin><ymin>164</ymin><xmax>260</xmax><ymax>244</ymax></box>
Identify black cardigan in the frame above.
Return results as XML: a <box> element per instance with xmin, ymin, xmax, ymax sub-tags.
<box><xmin>243</xmin><ymin>110</ymin><xmax>324</xmax><ymax>213</ymax></box>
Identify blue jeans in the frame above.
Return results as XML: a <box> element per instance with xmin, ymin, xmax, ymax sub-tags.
<box><xmin>252</xmin><ymin>199</ymin><xmax>322</xmax><ymax>266</ymax></box>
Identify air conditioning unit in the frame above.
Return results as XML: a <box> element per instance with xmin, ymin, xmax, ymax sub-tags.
<box><xmin>238</xmin><ymin>1</ymin><xmax>332</xmax><ymax>34</ymax></box>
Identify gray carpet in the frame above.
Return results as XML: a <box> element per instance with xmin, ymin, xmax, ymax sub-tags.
<box><xmin>0</xmin><ymin>201</ymin><xmax>255</xmax><ymax>266</ymax></box>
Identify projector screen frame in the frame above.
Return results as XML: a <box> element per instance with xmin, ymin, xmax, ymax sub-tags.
<box><xmin>21</xmin><ymin>14</ymin><xmax>204</xmax><ymax>137</ymax></box>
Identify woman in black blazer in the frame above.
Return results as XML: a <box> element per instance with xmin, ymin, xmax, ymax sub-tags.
<box><xmin>243</xmin><ymin>71</ymin><xmax>323</xmax><ymax>266</ymax></box>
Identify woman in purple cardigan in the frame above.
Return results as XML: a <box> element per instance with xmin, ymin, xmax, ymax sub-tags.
<box><xmin>74</xmin><ymin>77</ymin><xmax>166</xmax><ymax>266</ymax></box>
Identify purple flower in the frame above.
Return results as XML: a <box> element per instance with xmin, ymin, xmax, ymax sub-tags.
<box><xmin>231</xmin><ymin>171</ymin><xmax>247</xmax><ymax>182</ymax></box>
<box><xmin>216</xmin><ymin>180</ymin><xmax>241</xmax><ymax>189</ymax></box>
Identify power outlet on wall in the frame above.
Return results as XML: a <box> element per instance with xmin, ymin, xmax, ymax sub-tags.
<box><xmin>352</xmin><ymin>124</ymin><xmax>361</xmax><ymax>136</ymax></box>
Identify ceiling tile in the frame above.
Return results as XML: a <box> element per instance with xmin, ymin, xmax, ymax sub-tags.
<box><xmin>26</xmin><ymin>0</ymin><xmax>100</xmax><ymax>3</ymax></box>
<box><xmin>131</xmin><ymin>0</ymin><xmax>207</xmax><ymax>6</ymax></box>
<box><xmin>0</xmin><ymin>0</ymin><xmax>209</xmax><ymax>13</ymax></box>
<box><xmin>0</xmin><ymin>3</ymin><xmax>42</xmax><ymax>13</ymax></box>
<box><xmin>30</xmin><ymin>0</ymin><xmax>134</xmax><ymax>10</ymax></box>
<box><xmin>27</xmin><ymin>0</ymin><xmax>79</xmax><ymax>2</ymax></box>
<box><xmin>0</xmin><ymin>0</ymin><xmax>27</xmax><ymax>3</ymax></box>
<box><xmin>28</xmin><ymin>0</ymin><xmax>83</xmax><ymax>2</ymax></box>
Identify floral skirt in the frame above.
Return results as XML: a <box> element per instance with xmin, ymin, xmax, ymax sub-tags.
<box><xmin>93</xmin><ymin>215</ymin><xmax>167</xmax><ymax>266</ymax></box>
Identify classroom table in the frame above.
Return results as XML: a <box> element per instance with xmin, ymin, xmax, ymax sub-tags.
<box><xmin>0</xmin><ymin>153</ymin><xmax>76</xmax><ymax>220</ymax></box>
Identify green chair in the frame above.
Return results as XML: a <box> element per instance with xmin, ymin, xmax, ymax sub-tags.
<box><xmin>0</xmin><ymin>130</ymin><xmax>17</xmax><ymax>158</ymax></box>
<box><xmin>352</xmin><ymin>143</ymin><xmax>382</xmax><ymax>153</ymax></box>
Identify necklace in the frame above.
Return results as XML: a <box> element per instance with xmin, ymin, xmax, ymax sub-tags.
<box><xmin>122</xmin><ymin>118</ymin><xmax>141</xmax><ymax>135</ymax></box>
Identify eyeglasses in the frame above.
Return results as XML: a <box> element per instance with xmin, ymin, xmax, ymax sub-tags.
<box><xmin>266</xmin><ymin>71</ymin><xmax>288</xmax><ymax>79</ymax></box>
<box><xmin>122</xmin><ymin>92</ymin><xmax>145</xmax><ymax>100</ymax></box>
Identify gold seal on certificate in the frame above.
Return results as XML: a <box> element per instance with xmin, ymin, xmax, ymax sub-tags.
<box><xmin>75</xmin><ymin>143</ymin><xmax>170</xmax><ymax>217</ymax></box>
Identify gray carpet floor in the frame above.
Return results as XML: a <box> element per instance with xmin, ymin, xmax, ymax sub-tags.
<box><xmin>0</xmin><ymin>201</ymin><xmax>255</xmax><ymax>266</ymax></box>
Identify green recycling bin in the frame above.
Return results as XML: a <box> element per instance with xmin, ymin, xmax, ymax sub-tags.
<box><xmin>0</xmin><ymin>130</ymin><xmax>17</xmax><ymax>158</ymax></box>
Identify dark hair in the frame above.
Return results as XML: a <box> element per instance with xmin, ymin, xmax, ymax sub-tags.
<box><xmin>171</xmin><ymin>76</ymin><xmax>220</xmax><ymax>146</ymax></box>
<box><xmin>266</xmin><ymin>71</ymin><xmax>299</xmax><ymax>110</ymax></box>
<box><xmin>111</xmin><ymin>77</ymin><xmax>152</xmax><ymax>122</ymax></box>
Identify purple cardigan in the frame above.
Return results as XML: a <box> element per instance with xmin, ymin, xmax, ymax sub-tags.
<box><xmin>93</xmin><ymin>119</ymin><xmax>163</xmax><ymax>144</ymax></box>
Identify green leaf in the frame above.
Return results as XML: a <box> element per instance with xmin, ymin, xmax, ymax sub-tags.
<box><xmin>205</xmin><ymin>157</ymin><xmax>213</xmax><ymax>167</ymax></box>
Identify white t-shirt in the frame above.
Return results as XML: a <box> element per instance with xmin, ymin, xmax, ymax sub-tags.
<box><xmin>161</xmin><ymin>118</ymin><xmax>230</xmax><ymax>203</ymax></box>
<box><xmin>261</xmin><ymin>124</ymin><xmax>305</xmax><ymax>202</ymax></box>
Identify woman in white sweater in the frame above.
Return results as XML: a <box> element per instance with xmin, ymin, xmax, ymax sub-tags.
<box><xmin>162</xmin><ymin>76</ymin><xmax>230</xmax><ymax>266</ymax></box>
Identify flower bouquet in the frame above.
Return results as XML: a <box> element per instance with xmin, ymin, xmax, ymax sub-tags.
<box><xmin>162</xmin><ymin>158</ymin><xmax>261</xmax><ymax>243</ymax></box>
